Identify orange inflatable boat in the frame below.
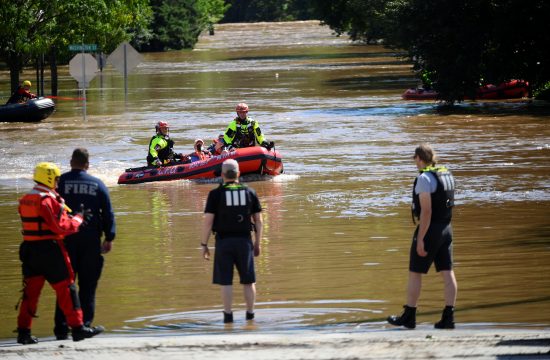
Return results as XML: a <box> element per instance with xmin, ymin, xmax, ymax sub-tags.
<box><xmin>117</xmin><ymin>146</ymin><xmax>283</xmax><ymax>184</ymax></box>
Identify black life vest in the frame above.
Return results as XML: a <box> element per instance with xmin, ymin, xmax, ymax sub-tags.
<box><xmin>146</xmin><ymin>135</ymin><xmax>174</xmax><ymax>164</ymax></box>
<box><xmin>412</xmin><ymin>166</ymin><xmax>455</xmax><ymax>224</ymax></box>
<box><xmin>212</xmin><ymin>183</ymin><xmax>253</xmax><ymax>235</ymax></box>
<box><xmin>233</xmin><ymin>118</ymin><xmax>256</xmax><ymax>148</ymax></box>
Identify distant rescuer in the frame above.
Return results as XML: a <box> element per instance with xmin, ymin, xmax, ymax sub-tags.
<box><xmin>6</xmin><ymin>80</ymin><xmax>37</xmax><ymax>104</ymax></box>
<box><xmin>222</xmin><ymin>102</ymin><xmax>274</xmax><ymax>150</ymax></box>
<box><xmin>201</xmin><ymin>159</ymin><xmax>263</xmax><ymax>323</ymax></box>
<box><xmin>16</xmin><ymin>162</ymin><xmax>103</xmax><ymax>344</ymax></box>
<box><xmin>54</xmin><ymin>148</ymin><xmax>115</xmax><ymax>340</ymax></box>
<box><xmin>387</xmin><ymin>144</ymin><xmax>458</xmax><ymax>329</ymax></box>
<box><xmin>147</xmin><ymin>121</ymin><xmax>186</xmax><ymax>166</ymax></box>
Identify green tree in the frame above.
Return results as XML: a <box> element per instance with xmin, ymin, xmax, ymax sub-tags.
<box><xmin>314</xmin><ymin>0</ymin><xmax>550</xmax><ymax>102</ymax></box>
<box><xmin>481</xmin><ymin>0</ymin><xmax>550</xmax><ymax>94</ymax></box>
<box><xmin>388</xmin><ymin>0</ymin><xmax>492</xmax><ymax>101</ymax></box>
<box><xmin>0</xmin><ymin>2</ymin><xmax>50</xmax><ymax>92</ymax></box>
<box><xmin>222</xmin><ymin>0</ymin><xmax>317</xmax><ymax>22</ymax></box>
<box><xmin>140</xmin><ymin>0</ymin><xmax>213</xmax><ymax>52</ymax></box>
<box><xmin>313</xmin><ymin>0</ymin><xmax>390</xmax><ymax>43</ymax></box>
<box><xmin>197</xmin><ymin>0</ymin><xmax>231</xmax><ymax>35</ymax></box>
<box><xmin>0</xmin><ymin>1</ymin><xmax>151</xmax><ymax>93</ymax></box>
<box><xmin>389</xmin><ymin>0</ymin><xmax>550</xmax><ymax>101</ymax></box>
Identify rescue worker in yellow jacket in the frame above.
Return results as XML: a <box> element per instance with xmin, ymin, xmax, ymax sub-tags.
<box><xmin>16</xmin><ymin>162</ymin><xmax>103</xmax><ymax>344</ymax></box>
<box><xmin>146</xmin><ymin>121</ymin><xmax>187</xmax><ymax>166</ymax></box>
<box><xmin>222</xmin><ymin>103</ymin><xmax>274</xmax><ymax>150</ymax></box>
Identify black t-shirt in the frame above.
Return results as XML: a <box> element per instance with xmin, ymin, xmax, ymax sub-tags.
<box><xmin>204</xmin><ymin>182</ymin><xmax>262</xmax><ymax>234</ymax></box>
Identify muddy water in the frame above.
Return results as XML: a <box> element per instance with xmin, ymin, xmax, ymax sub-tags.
<box><xmin>0</xmin><ymin>21</ymin><xmax>549</xmax><ymax>339</ymax></box>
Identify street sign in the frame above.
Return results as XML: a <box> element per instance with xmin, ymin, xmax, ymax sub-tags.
<box><xmin>69</xmin><ymin>53</ymin><xmax>98</xmax><ymax>87</ymax></box>
<box><xmin>107</xmin><ymin>41</ymin><xmax>142</xmax><ymax>75</ymax></box>
<box><xmin>69</xmin><ymin>44</ymin><xmax>97</xmax><ymax>52</ymax></box>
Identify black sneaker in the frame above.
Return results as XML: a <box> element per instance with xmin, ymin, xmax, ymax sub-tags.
<box><xmin>387</xmin><ymin>305</ymin><xmax>416</xmax><ymax>329</ymax></box>
<box><xmin>223</xmin><ymin>312</ymin><xmax>233</xmax><ymax>323</ymax></box>
<box><xmin>17</xmin><ymin>329</ymin><xmax>38</xmax><ymax>345</ymax></box>
<box><xmin>246</xmin><ymin>311</ymin><xmax>255</xmax><ymax>320</ymax></box>
<box><xmin>72</xmin><ymin>325</ymin><xmax>104</xmax><ymax>342</ymax></box>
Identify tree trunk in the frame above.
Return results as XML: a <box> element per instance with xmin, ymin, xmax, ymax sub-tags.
<box><xmin>9</xmin><ymin>62</ymin><xmax>21</xmax><ymax>94</ymax></box>
<box><xmin>49</xmin><ymin>47</ymin><xmax>58</xmax><ymax>96</ymax></box>
<box><xmin>35</xmin><ymin>58</ymin><xmax>40</xmax><ymax>96</ymax></box>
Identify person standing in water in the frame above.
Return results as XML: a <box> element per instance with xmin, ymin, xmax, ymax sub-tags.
<box><xmin>387</xmin><ymin>144</ymin><xmax>457</xmax><ymax>329</ymax></box>
<box><xmin>201</xmin><ymin>159</ymin><xmax>263</xmax><ymax>323</ymax></box>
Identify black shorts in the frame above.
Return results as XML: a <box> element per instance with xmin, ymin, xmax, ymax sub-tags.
<box><xmin>409</xmin><ymin>223</ymin><xmax>453</xmax><ymax>274</ymax></box>
<box><xmin>213</xmin><ymin>235</ymin><xmax>255</xmax><ymax>285</ymax></box>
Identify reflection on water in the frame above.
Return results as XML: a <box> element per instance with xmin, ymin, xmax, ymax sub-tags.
<box><xmin>0</xmin><ymin>21</ymin><xmax>549</xmax><ymax>339</ymax></box>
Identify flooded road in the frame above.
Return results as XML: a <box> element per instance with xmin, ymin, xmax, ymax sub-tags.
<box><xmin>0</xmin><ymin>21</ymin><xmax>549</xmax><ymax>339</ymax></box>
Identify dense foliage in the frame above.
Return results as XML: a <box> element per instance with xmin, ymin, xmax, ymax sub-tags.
<box><xmin>0</xmin><ymin>0</ymin><xmax>230</xmax><ymax>91</ymax></box>
<box><xmin>222</xmin><ymin>0</ymin><xmax>317</xmax><ymax>22</ymax></box>
<box><xmin>0</xmin><ymin>1</ymin><xmax>152</xmax><ymax>92</ymax></box>
<box><xmin>2</xmin><ymin>0</ymin><xmax>548</xmax><ymax>102</ymax></box>
<box><xmin>140</xmin><ymin>0</ymin><xmax>201</xmax><ymax>51</ymax></box>
<box><xmin>312</xmin><ymin>0</ymin><xmax>388</xmax><ymax>43</ymax></box>
<box><xmin>314</xmin><ymin>0</ymin><xmax>550</xmax><ymax>102</ymax></box>
<box><xmin>138</xmin><ymin>0</ymin><xmax>230</xmax><ymax>51</ymax></box>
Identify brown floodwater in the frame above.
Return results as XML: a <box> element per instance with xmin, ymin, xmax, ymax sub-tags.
<box><xmin>0</xmin><ymin>21</ymin><xmax>549</xmax><ymax>340</ymax></box>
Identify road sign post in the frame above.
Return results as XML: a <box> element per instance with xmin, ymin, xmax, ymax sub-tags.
<box><xmin>69</xmin><ymin>53</ymin><xmax>98</xmax><ymax>121</ymax></box>
<box><xmin>69</xmin><ymin>44</ymin><xmax>98</xmax><ymax>52</ymax></box>
<box><xmin>107</xmin><ymin>42</ymin><xmax>143</xmax><ymax>97</ymax></box>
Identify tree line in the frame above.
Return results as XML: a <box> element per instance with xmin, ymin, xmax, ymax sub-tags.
<box><xmin>2</xmin><ymin>0</ymin><xmax>549</xmax><ymax>102</ymax></box>
<box><xmin>314</xmin><ymin>0</ymin><xmax>550</xmax><ymax>102</ymax></box>
<box><xmin>0</xmin><ymin>0</ymin><xmax>226</xmax><ymax>94</ymax></box>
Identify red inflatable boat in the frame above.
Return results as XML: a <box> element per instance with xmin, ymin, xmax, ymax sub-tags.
<box><xmin>117</xmin><ymin>146</ymin><xmax>283</xmax><ymax>185</ymax></box>
<box><xmin>402</xmin><ymin>80</ymin><xmax>529</xmax><ymax>100</ymax></box>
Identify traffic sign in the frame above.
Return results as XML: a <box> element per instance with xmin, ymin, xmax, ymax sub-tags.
<box><xmin>107</xmin><ymin>41</ymin><xmax>142</xmax><ymax>75</ymax></box>
<box><xmin>69</xmin><ymin>53</ymin><xmax>98</xmax><ymax>87</ymax></box>
<box><xmin>69</xmin><ymin>44</ymin><xmax>97</xmax><ymax>52</ymax></box>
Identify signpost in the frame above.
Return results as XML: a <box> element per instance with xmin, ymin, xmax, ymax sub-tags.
<box><xmin>69</xmin><ymin>53</ymin><xmax>98</xmax><ymax>120</ymax></box>
<box><xmin>66</xmin><ymin>41</ymin><xmax>142</xmax><ymax>118</ymax></box>
<box><xmin>68</xmin><ymin>43</ymin><xmax>98</xmax><ymax>120</ymax></box>
<box><xmin>69</xmin><ymin>44</ymin><xmax>97</xmax><ymax>52</ymax></box>
<box><xmin>107</xmin><ymin>41</ymin><xmax>143</xmax><ymax>97</ymax></box>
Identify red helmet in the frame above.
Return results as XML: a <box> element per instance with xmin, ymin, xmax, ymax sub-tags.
<box><xmin>155</xmin><ymin>121</ymin><xmax>169</xmax><ymax>132</ymax></box>
<box><xmin>235</xmin><ymin>103</ymin><xmax>249</xmax><ymax>113</ymax></box>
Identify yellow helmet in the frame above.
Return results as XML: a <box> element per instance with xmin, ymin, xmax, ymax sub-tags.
<box><xmin>33</xmin><ymin>162</ymin><xmax>61</xmax><ymax>188</ymax></box>
<box><xmin>23</xmin><ymin>80</ymin><xmax>32</xmax><ymax>87</ymax></box>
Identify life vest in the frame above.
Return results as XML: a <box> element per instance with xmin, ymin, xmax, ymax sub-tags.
<box><xmin>19</xmin><ymin>187</ymin><xmax>64</xmax><ymax>241</ymax></box>
<box><xmin>232</xmin><ymin>118</ymin><xmax>256</xmax><ymax>148</ymax></box>
<box><xmin>147</xmin><ymin>135</ymin><xmax>174</xmax><ymax>164</ymax></box>
<box><xmin>194</xmin><ymin>150</ymin><xmax>209</xmax><ymax>161</ymax></box>
<box><xmin>212</xmin><ymin>183</ymin><xmax>253</xmax><ymax>235</ymax></box>
<box><xmin>411</xmin><ymin>166</ymin><xmax>455</xmax><ymax>224</ymax></box>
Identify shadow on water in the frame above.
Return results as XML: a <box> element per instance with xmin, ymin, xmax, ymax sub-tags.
<box><xmin>304</xmin><ymin>103</ymin><xmax>435</xmax><ymax>116</ymax></box>
<box><xmin>230</xmin><ymin>51</ymin><xmax>408</xmax><ymax>62</ymax></box>
<box><xmin>499</xmin><ymin>224</ymin><xmax>550</xmax><ymax>248</ymax></box>
<box><xmin>325</xmin><ymin>75</ymin><xmax>417</xmax><ymax>91</ymax></box>
<box><xmin>435</xmin><ymin>101</ymin><xmax>550</xmax><ymax>116</ymax></box>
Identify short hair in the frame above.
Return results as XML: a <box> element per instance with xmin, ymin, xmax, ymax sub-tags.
<box><xmin>414</xmin><ymin>143</ymin><xmax>437</xmax><ymax>165</ymax></box>
<box><xmin>71</xmin><ymin>148</ymin><xmax>89</xmax><ymax>167</ymax></box>
<box><xmin>222</xmin><ymin>159</ymin><xmax>239</xmax><ymax>179</ymax></box>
